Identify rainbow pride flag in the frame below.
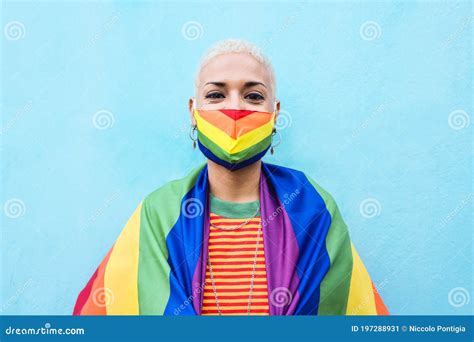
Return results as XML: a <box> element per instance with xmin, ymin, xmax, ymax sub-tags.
<box><xmin>74</xmin><ymin>163</ymin><xmax>389</xmax><ymax>315</ymax></box>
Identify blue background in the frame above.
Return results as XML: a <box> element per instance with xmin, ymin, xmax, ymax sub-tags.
<box><xmin>1</xmin><ymin>0</ymin><xmax>472</xmax><ymax>315</ymax></box>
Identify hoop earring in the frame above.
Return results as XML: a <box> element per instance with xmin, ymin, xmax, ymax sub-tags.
<box><xmin>270</xmin><ymin>128</ymin><xmax>282</xmax><ymax>155</ymax></box>
<box><xmin>189</xmin><ymin>125</ymin><xmax>198</xmax><ymax>149</ymax></box>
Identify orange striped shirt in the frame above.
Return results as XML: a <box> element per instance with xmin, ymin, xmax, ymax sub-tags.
<box><xmin>202</xmin><ymin>212</ymin><xmax>270</xmax><ymax>315</ymax></box>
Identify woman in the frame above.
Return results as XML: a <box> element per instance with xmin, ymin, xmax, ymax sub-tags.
<box><xmin>73</xmin><ymin>39</ymin><xmax>389</xmax><ymax>316</ymax></box>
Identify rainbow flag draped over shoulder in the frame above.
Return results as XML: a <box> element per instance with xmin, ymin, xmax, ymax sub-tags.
<box><xmin>73</xmin><ymin>163</ymin><xmax>389</xmax><ymax>315</ymax></box>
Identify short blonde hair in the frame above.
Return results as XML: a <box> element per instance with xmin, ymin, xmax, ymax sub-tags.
<box><xmin>195</xmin><ymin>39</ymin><xmax>276</xmax><ymax>98</ymax></box>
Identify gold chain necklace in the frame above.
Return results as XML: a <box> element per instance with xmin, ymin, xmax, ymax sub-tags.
<box><xmin>207</xmin><ymin>220</ymin><xmax>262</xmax><ymax>315</ymax></box>
<box><xmin>209</xmin><ymin>206</ymin><xmax>260</xmax><ymax>231</ymax></box>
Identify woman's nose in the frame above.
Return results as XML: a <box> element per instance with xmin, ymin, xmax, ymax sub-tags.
<box><xmin>226</xmin><ymin>93</ymin><xmax>244</xmax><ymax>109</ymax></box>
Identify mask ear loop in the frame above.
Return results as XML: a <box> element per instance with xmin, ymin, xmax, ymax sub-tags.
<box><xmin>272</xmin><ymin>99</ymin><xmax>277</xmax><ymax>129</ymax></box>
<box><xmin>270</xmin><ymin>100</ymin><xmax>281</xmax><ymax>155</ymax></box>
<box><xmin>190</xmin><ymin>98</ymin><xmax>198</xmax><ymax>149</ymax></box>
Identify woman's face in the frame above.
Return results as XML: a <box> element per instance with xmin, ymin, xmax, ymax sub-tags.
<box><xmin>190</xmin><ymin>53</ymin><xmax>279</xmax><ymax>124</ymax></box>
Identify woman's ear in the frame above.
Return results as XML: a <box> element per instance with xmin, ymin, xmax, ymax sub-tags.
<box><xmin>189</xmin><ymin>97</ymin><xmax>197</xmax><ymax>126</ymax></box>
<box><xmin>274</xmin><ymin>99</ymin><xmax>281</xmax><ymax>122</ymax></box>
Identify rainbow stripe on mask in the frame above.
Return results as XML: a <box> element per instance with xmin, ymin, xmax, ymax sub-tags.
<box><xmin>194</xmin><ymin>109</ymin><xmax>275</xmax><ymax>170</ymax></box>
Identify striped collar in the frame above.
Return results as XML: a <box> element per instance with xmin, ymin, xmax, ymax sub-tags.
<box><xmin>209</xmin><ymin>192</ymin><xmax>260</xmax><ymax>219</ymax></box>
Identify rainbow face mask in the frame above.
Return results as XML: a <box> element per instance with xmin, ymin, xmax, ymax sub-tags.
<box><xmin>193</xmin><ymin>106</ymin><xmax>276</xmax><ymax>171</ymax></box>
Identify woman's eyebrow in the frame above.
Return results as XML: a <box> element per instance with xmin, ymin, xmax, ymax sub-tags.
<box><xmin>243</xmin><ymin>81</ymin><xmax>266</xmax><ymax>89</ymax></box>
<box><xmin>204</xmin><ymin>82</ymin><xmax>226</xmax><ymax>87</ymax></box>
<box><xmin>203</xmin><ymin>81</ymin><xmax>267</xmax><ymax>88</ymax></box>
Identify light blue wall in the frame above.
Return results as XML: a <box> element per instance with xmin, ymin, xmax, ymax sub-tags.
<box><xmin>1</xmin><ymin>0</ymin><xmax>472</xmax><ymax>315</ymax></box>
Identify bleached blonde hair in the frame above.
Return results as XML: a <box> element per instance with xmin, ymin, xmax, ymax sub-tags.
<box><xmin>194</xmin><ymin>39</ymin><xmax>276</xmax><ymax>99</ymax></box>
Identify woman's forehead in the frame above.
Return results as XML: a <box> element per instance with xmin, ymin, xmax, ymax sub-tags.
<box><xmin>198</xmin><ymin>53</ymin><xmax>272</xmax><ymax>88</ymax></box>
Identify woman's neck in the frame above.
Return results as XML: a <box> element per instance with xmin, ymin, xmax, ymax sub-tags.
<box><xmin>207</xmin><ymin>160</ymin><xmax>261</xmax><ymax>203</ymax></box>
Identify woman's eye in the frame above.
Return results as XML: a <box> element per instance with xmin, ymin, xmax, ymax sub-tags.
<box><xmin>245</xmin><ymin>93</ymin><xmax>265</xmax><ymax>101</ymax></box>
<box><xmin>205</xmin><ymin>92</ymin><xmax>225</xmax><ymax>99</ymax></box>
